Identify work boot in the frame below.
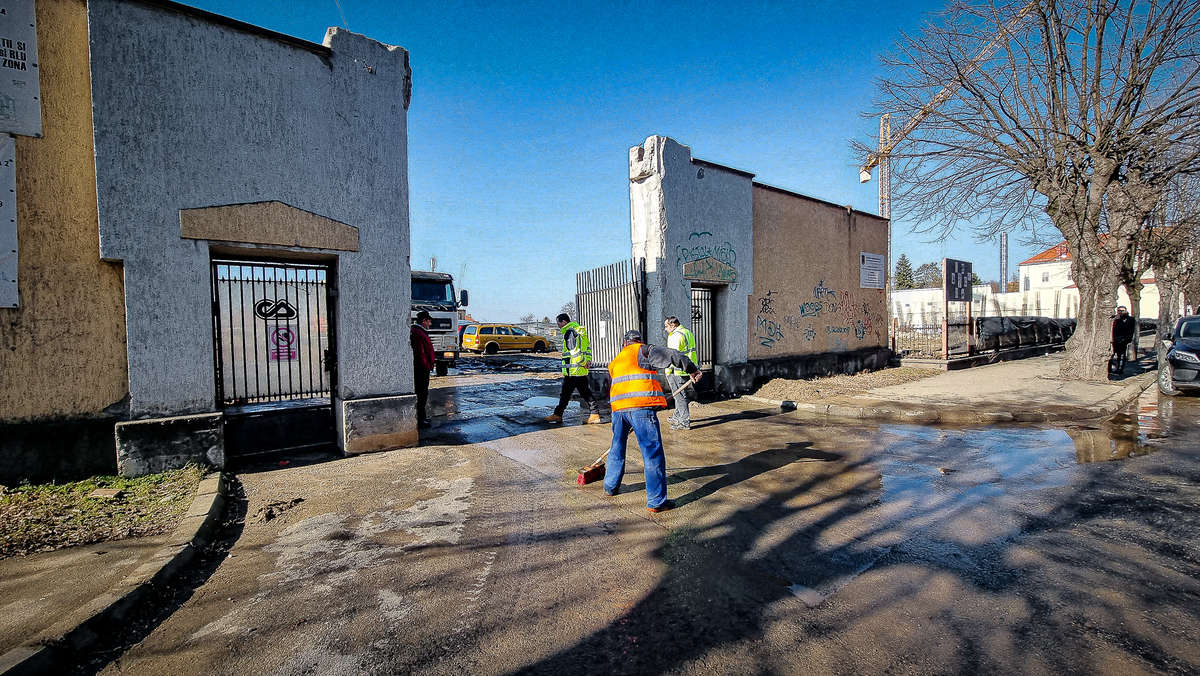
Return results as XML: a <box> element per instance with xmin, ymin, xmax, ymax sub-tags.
<box><xmin>647</xmin><ymin>499</ymin><xmax>676</xmax><ymax>513</ymax></box>
<box><xmin>585</xmin><ymin>414</ymin><xmax>603</xmax><ymax>424</ymax></box>
<box><xmin>542</xmin><ymin>414</ymin><xmax>563</xmax><ymax>424</ymax></box>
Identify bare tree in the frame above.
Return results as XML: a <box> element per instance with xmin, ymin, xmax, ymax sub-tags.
<box><xmin>1143</xmin><ymin>175</ymin><xmax>1200</xmax><ymax>366</ymax></box>
<box><xmin>519</xmin><ymin>313</ymin><xmax>537</xmax><ymax>324</ymax></box>
<box><xmin>860</xmin><ymin>0</ymin><xmax>1200</xmax><ymax>380</ymax></box>
<box><xmin>559</xmin><ymin>301</ymin><xmax>577</xmax><ymax>318</ymax></box>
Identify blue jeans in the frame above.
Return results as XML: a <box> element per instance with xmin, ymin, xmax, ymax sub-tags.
<box><xmin>603</xmin><ymin>407</ymin><xmax>668</xmax><ymax>508</ymax></box>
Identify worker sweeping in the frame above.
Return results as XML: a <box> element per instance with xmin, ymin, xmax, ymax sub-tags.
<box><xmin>602</xmin><ymin>329</ymin><xmax>702</xmax><ymax>513</ymax></box>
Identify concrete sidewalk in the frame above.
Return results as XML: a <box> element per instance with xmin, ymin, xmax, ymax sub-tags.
<box><xmin>745</xmin><ymin>348</ymin><xmax>1158</xmax><ymax>424</ymax></box>
<box><xmin>0</xmin><ymin>475</ymin><xmax>226</xmax><ymax>674</ymax></box>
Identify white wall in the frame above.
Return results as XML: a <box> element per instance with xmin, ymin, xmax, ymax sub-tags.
<box><xmin>629</xmin><ymin>136</ymin><xmax>753</xmax><ymax>364</ymax></box>
<box><xmin>893</xmin><ymin>283</ymin><xmax>1172</xmax><ymax>324</ymax></box>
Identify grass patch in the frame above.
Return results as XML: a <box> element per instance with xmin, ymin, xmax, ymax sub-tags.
<box><xmin>0</xmin><ymin>464</ymin><xmax>206</xmax><ymax>558</ymax></box>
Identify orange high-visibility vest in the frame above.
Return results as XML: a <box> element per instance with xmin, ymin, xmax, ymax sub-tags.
<box><xmin>608</xmin><ymin>344</ymin><xmax>666</xmax><ymax>411</ymax></box>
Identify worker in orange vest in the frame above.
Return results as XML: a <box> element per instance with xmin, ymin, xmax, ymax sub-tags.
<box><xmin>604</xmin><ymin>329</ymin><xmax>702</xmax><ymax>512</ymax></box>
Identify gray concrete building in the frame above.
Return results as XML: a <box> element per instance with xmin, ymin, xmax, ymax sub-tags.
<box><xmin>627</xmin><ymin>136</ymin><xmax>891</xmax><ymax>394</ymax></box>
<box><xmin>87</xmin><ymin>0</ymin><xmax>417</xmax><ymax>473</ymax></box>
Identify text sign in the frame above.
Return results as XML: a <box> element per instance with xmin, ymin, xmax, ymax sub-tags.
<box><xmin>0</xmin><ymin>2</ymin><xmax>42</xmax><ymax>137</ymax></box>
<box><xmin>859</xmin><ymin>252</ymin><xmax>885</xmax><ymax>289</ymax></box>
<box><xmin>944</xmin><ymin>258</ymin><xmax>973</xmax><ymax>302</ymax></box>
<box><xmin>0</xmin><ymin>135</ymin><xmax>14</xmax><ymax>307</ymax></box>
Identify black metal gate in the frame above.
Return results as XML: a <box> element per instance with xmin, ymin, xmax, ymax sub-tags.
<box><xmin>210</xmin><ymin>259</ymin><xmax>336</xmax><ymax>462</ymax></box>
<box><xmin>576</xmin><ymin>259</ymin><xmax>645</xmax><ymax>367</ymax></box>
<box><xmin>690</xmin><ymin>286</ymin><xmax>714</xmax><ymax>369</ymax></box>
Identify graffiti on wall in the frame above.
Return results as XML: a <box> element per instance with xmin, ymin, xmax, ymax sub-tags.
<box><xmin>752</xmin><ymin>281</ymin><xmax>885</xmax><ymax>352</ymax></box>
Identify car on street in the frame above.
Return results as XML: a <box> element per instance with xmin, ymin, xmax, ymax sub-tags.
<box><xmin>462</xmin><ymin>323</ymin><xmax>552</xmax><ymax>354</ymax></box>
<box><xmin>1159</xmin><ymin>315</ymin><xmax>1200</xmax><ymax>396</ymax></box>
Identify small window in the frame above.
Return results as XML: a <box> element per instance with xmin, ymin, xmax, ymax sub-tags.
<box><xmin>511</xmin><ymin>327</ymin><xmax>527</xmax><ymax>335</ymax></box>
<box><xmin>480</xmin><ymin>326</ymin><xmax>494</xmax><ymax>334</ymax></box>
<box><xmin>1041</xmin><ymin>271</ymin><xmax>1050</xmax><ymax>283</ymax></box>
<box><xmin>465</xmin><ymin>326</ymin><xmax>477</xmax><ymax>335</ymax></box>
<box><xmin>496</xmin><ymin>326</ymin><xmax>511</xmax><ymax>335</ymax></box>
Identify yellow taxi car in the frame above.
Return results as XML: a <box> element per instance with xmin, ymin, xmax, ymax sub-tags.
<box><xmin>462</xmin><ymin>323</ymin><xmax>553</xmax><ymax>354</ymax></box>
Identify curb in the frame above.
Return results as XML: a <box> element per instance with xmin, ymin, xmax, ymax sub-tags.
<box><xmin>742</xmin><ymin>370</ymin><xmax>1159</xmax><ymax>425</ymax></box>
<box><xmin>0</xmin><ymin>473</ymin><xmax>228</xmax><ymax>675</ymax></box>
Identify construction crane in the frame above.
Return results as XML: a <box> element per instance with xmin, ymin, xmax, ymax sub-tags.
<box><xmin>859</xmin><ymin>2</ymin><xmax>1036</xmax><ymax>288</ymax></box>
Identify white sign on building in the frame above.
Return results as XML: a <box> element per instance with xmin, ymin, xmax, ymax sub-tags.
<box><xmin>0</xmin><ymin>134</ymin><xmax>15</xmax><ymax>307</ymax></box>
<box><xmin>0</xmin><ymin>1</ymin><xmax>41</xmax><ymax>137</ymax></box>
<box><xmin>860</xmin><ymin>251</ymin><xmax>885</xmax><ymax>289</ymax></box>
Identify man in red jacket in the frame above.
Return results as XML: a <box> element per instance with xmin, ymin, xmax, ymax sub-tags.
<box><xmin>411</xmin><ymin>311</ymin><xmax>435</xmax><ymax>428</ymax></box>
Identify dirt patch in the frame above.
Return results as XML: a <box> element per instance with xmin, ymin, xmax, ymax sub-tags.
<box><xmin>0</xmin><ymin>464</ymin><xmax>206</xmax><ymax>558</ymax></box>
<box><xmin>753</xmin><ymin>366</ymin><xmax>940</xmax><ymax>403</ymax></box>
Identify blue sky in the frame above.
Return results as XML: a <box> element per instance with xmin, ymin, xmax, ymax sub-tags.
<box><xmin>185</xmin><ymin>0</ymin><xmax>1050</xmax><ymax>321</ymax></box>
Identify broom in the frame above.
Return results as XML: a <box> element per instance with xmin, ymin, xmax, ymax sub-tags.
<box><xmin>576</xmin><ymin>378</ymin><xmax>695</xmax><ymax>485</ymax></box>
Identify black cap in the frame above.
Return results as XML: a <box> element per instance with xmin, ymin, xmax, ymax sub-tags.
<box><xmin>623</xmin><ymin>329</ymin><xmax>643</xmax><ymax>342</ymax></box>
<box><xmin>416</xmin><ymin>311</ymin><xmax>432</xmax><ymax>321</ymax></box>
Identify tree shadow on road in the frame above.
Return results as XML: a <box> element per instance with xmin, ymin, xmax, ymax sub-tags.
<box><xmin>503</xmin><ymin>431</ymin><xmax>1200</xmax><ymax>675</ymax></box>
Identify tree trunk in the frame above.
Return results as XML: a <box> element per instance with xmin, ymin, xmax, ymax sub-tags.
<box><xmin>1157</xmin><ymin>273</ymin><xmax>1182</xmax><ymax>370</ymax></box>
<box><xmin>1061</xmin><ymin>263</ymin><xmax>1120</xmax><ymax>381</ymax></box>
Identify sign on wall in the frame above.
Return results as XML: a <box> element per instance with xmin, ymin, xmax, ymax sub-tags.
<box><xmin>0</xmin><ymin>1</ymin><xmax>42</xmax><ymax>138</ymax></box>
<box><xmin>0</xmin><ymin>134</ymin><xmax>14</xmax><ymax>308</ymax></box>
<box><xmin>859</xmin><ymin>252</ymin><xmax>885</xmax><ymax>289</ymax></box>
<box><xmin>682</xmin><ymin>255</ymin><xmax>737</xmax><ymax>284</ymax></box>
<box><xmin>944</xmin><ymin>258</ymin><xmax>973</xmax><ymax>302</ymax></box>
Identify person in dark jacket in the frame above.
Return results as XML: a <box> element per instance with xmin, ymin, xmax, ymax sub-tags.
<box><xmin>411</xmin><ymin>311</ymin><xmax>435</xmax><ymax>427</ymax></box>
<box><xmin>1112</xmin><ymin>305</ymin><xmax>1137</xmax><ymax>361</ymax></box>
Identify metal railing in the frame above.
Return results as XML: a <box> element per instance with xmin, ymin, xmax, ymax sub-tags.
<box><xmin>576</xmin><ymin>259</ymin><xmax>645</xmax><ymax>367</ymax></box>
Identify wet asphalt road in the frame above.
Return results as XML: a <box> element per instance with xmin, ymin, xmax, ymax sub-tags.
<box><xmin>95</xmin><ymin>356</ymin><xmax>1199</xmax><ymax>675</ymax></box>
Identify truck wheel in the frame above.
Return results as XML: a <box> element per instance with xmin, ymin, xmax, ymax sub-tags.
<box><xmin>485</xmin><ymin>342</ymin><xmax>499</xmax><ymax>355</ymax></box>
<box><xmin>534</xmin><ymin>341</ymin><xmax>547</xmax><ymax>352</ymax></box>
<box><xmin>436</xmin><ymin>361</ymin><xmax>448</xmax><ymax>377</ymax></box>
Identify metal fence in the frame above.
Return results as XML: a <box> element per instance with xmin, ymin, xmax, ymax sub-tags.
<box><xmin>211</xmin><ymin>260</ymin><xmax>333</xmax><ymax>406</ymax></box>
<box><xmin>576</xmin><ymin>259</ymin><xmax>645</xmax><ymax>367</ymax></box>
<box><xmin>690</xmin><ymin>287</ymin><xmax>714</xmax><ymax>368</ymax></box>
<box><xmin>891</xmin><ymin>314</ymin><xmax>1078</xmax><ymax>359</ymax></box>
<box><xmin>891</xmin><ymin>313</ymin><xmax>979</xmax><ymax>359</ymax></box>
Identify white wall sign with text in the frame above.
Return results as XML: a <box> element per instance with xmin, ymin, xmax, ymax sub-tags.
<box><xmin>860</xmin><ymin>252</ymin><xmax>885</xmax><ymax>289</ymax></box>
<box><xmin>0</xmin><ymin>1</ymin><xmax>41</xmax><ymax>137</ymax></box>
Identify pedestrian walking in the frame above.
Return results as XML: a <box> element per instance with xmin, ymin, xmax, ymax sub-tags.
<box><xmin>543</xmin><ymin>313</ymin><xmax>603</xmax><ymax>424</ymax></box>
<box><xmin>1112</xmin><ymin>305</ymin><xmax>1137</xmax><ymax>362</ymax></box>
<box><xmin>411</xmin><ymin>310</ymin><xmax>435</xmax><ymax>428</ymax></box>
<box><xmin>603</xmin><ymin>329</ymin><xmax>702</xmax><ymax>512</ymax></box>
<box><xmin>663</xmin><ymin>315</ymin><xmax>698</xmax><ymax>430</ymax></box>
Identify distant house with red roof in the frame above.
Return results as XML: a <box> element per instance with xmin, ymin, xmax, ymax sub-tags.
<box><xmin>1017</xmin><ymin>242</ymin><xmax>1074</xmax><ymax>291</ymax></box>
<box><xmin>1017</xmin><ymin>239</ymin><xmax>1155</xmax><ymax>293</ymax></box>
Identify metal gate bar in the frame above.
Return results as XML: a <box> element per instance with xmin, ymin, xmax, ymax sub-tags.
<box><xmin>576</xmin><ymin>258</ymin><xmax>645</xmax><ymax>368</ymax></box>
<box><xmin>211</xmin><ymin>259</ymin><xmax>332</xmax><ymax>406</ymax></box>
<box><xmin>690</xmin><ymin>287</ymin><xmax>714</xmax><ymax>369</ymax></box>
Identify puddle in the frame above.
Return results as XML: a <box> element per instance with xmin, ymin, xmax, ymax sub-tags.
<box><xmin>1066</xmin><ymin>387</ymin><xmax>1189</xmax><ymax>463</ymax></box>
<box><xmin>521</xmin><ymin>396</ymin><xmax>569</xmax><ymax>408</ymax></box>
